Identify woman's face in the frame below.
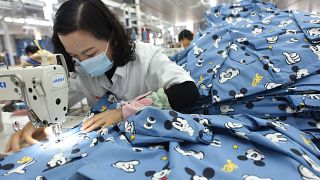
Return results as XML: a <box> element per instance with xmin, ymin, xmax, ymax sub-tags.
<box><xmin>59</xmin><ymin>30</ymin><xmax>112</xmax><ymax>61</ymax></box>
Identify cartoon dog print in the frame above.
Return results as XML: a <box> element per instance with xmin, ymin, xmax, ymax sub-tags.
<box><xmin>237</xmin><ymin>149</ymin><xmax>266</xmax><ymax>166</ymax></box>
<box><xmin>194</xmin><ymin>46</ymin><xmax>207</xmax><ymax>58</ymax></box>
<box><xmin>212</xmin><ymin>34</ymin><xmax>222</xmax><ymax>48</ymax></box>
<box><xmin>291</xmin><ymin>149</ymin><xmax>320</xmax><ymax>173</ymax></box>
<box><xmin>266</xmin><ymin>36</ymin><xmax>278</xmax><ymax>44</ymax></box>
<box><xmin>144</xmin><ymin>117</ymin><xmax>156</xmax><ymax>130</ymax></box>
<box><xmin>210</xmin><ymin>139</ymin><xmax>222</xmax><ymax>147</ymax></box>
<box><xmin>220</xmin><ymin>105</ymin><xmax>235</xmax><ymax>114</ymax></box>
<box><xmin>237</xmin><ymin>37</ymin><xmax>249</xmax><ymax>45</ymax></box>
<box><xmin>302</xmin><ymin>44</ymin><xmax>320</xmax><ymax>59</ymax></box>
<box><xmin>283</xmin><ymin>52</ymin><xmax>301</xmax><ymax>65</ymax></box>
<box><xmin>3</xmin><ymin>157</ymin><xmax>36</xmax><ymax>176</ymax></box>
<box><xmin>299</xmin><ymin>165</ymin><xmax>320</xmax><ymax>180</ymax></box>
<box><xmin>307</xmin><ymin>28</ymin><xmax>320</xmax><ymax>37</ymax></box>
<box><xmin>174</xmin><ymin>146</ymin><xmax>204</xmax><ymax>160</ymax></box>
<box><xmin>219</xmin><ymin>68</ymin><xmax>240</xmax><ymax>84</ymax></box>
<box><xmin>217</xmin><ymin>49</ymin><xmax>228</xmax><ymax>59</ymax></box>
<box><xmin>287</xmin><ymin>38</ymin><xmax>299</xmax><ymax>43</ymax></box>
<box><xmin>252</xmin><ymin>25</ymin><xmax>265</xmax><ymax>35</ymax></box>
<box><xmin>112</xmin><ymin>160</ymin><xmax>140</xmax><ymax>173</ymax></box>
<box><xmin>145</xmin><ymin>164</ymin><xmax>171</xmax><ymax>180</ymax></box>
<box><xmin>278</xmin><ymin>20</ymin><xmax>293</xmax><ymax>28</ymax></box>
<box><xmin>265</xmin><ymin>82</ymin><xmax>282</xmax><ymax>90</ymax></box>
<box><xmin>125</xmin><ymin>121</ymin><xmax>136</xmax><ymax>134</ymax></box>
<box><xmin>229</xmin><ymin>88</ymin><xmax>248</xmax><ymax>99</ymax></box>
<box><xmin>265</xmin><ymin>132</ymin><xmax>288</xmax><ymax>143</ymax></box>
<box><xmin>164</xmin><ymin>111</ymin><xmax>194</xmax><ymax>136</ymax></box>
<box><xmin>185</xmin><ymin>167</ymin><xmax>215</xmax><ymax>180</ymax></box>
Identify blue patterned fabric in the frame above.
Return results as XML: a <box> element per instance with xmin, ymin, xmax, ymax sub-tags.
<box><xmin>1</xmin><ymin>107</ymin><xmax>320</xmax><ymax>180</ymax></box>
<box><xmin>1</xmin><ymin>0</ymin><xmax>320</xmax><ymax>179</ymax></box>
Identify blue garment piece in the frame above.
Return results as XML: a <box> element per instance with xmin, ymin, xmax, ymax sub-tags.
<box><xmin>1</xmin><ymin>107</ymin><xmax>320</xmax><ymax>179</ymax></box>
<box><xmin>26</xmin><ymin>58</ymin><xmax>40</xmax><ymax>66</ymax></box>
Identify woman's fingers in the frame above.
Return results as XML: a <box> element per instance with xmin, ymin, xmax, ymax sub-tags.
<box><xmin>22</xmin><ymin>123</ymin><xmax>38</xmax><ymax>145</ymax></box>
<box><xmin>82</xmin><ymin>118</ymin><xmax>104</xmax><ymax>133</ymax></box>
<box><xmin>5</xmin><ymin>131</ymin><xmax>23</xmax><ymax>153</ymax></box>
<box><xmin>81</xmin><ymin>115</ymin><xmax>101</xmax><ymax>131</ymax></box>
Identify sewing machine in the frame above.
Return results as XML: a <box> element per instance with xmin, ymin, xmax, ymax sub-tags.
<box><xmin>0</xmin><ymin>54</ymin><xmax>69</xmax><ymax>138</ymax></box>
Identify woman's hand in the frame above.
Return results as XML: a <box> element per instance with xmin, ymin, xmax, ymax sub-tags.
<box><xmin>5</xmin><ymin>122</ymin><xmax>48</xmax><ymax>153</ymax></box>
<box><xmin>81</xmin><ymin>109</ymin><xmax>124</xmax><ymax>133</ymax></box>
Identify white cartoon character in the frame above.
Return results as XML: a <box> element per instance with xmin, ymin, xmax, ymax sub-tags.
<box><xmin>174</xmin><ymin>146</ymin><xmax>204</xmax><ymax>160</ymax></box>
<box><xmin>217</xmin><ymin>49</ymin><xmax>228</xmax><ymax>59</ymax></box>
<box><xmin>196</xmin><ymin>58</ymin><xmax>204</xmax><ymax>67</ymax></box>
<box><xmin>266</xmin><ymin>36</ymin><xmax>278</xmax><ymax>44</ymax></box>
<box><xmin>228</xmin><ymin>43</ymin><xmax>238</xmax><ymax>51</ymax></box>
<box><xmin>296</xmin><ymin>69</ymin><xmax>309</xmax><ymax>79</ymax></box>
<box><xmin>287</xmin><ymin>38</ymin><xmax>298</xmax><ymax>43</ymax></box>
<box><xmin>210</xmin><ymin>139</ymin><xmax>222</xmax><ymax>147</ymax></box>
<box><xmin>207</xmin><ymin>64</ymin><xmax>221</xmax><ymax>79</ymax></box>
<box><xmin>252</xmin><ymin>25</ymin><xmax>265</xmax><ymax>35</ymax></box>
<box><xmin>225</xmin><ymin>122</ymin><xmax>243</xmax><ymax>129</ymax></box>
<box><xmin>299</xmin><ymin>165</ymin><xmax>320</xmax><ymax>180</ymax></box>
<box><xmin>194</xmin><ymin>46</ymin><xmax>206</xmax><ymax>58</ymax></box>
<box><xmin>112</xmin><ymin>160</ymin><xmax>140</xmax><ymax>173</ymax></box>
<box><xmin>265</xmin><ymin>133</ymin><xmax>288</xmax><ymax>143</ymax></box>
<box><xmin>310</xmin><ymin>45</ymin><xmax>320</xmax><ymax>59</ymax></box>
<box><xmin>265</xmin><ymin>82</ymin><xmax>282</xmax><ymax>90</ymax></box>
<box><xmin>212</xmin><ymin>34</ymin><xmax>222</xmax><ymax>48</ymax></box>
<box><xmin>307</xmin><ymin>28</ymin><xmax>320</xmax><ymax>37</ymax></box>
<box><xmin>219</xmin><ymin>68</ymin><xmax>240</xmax><ymax>84</ymax></box>
<box><xmin>237</xmin><ymin>37</ymin><xmax>249</xmax><ymax>45</ymax></box>
<box><xmin>125</xmin><ymin>121</ymin><xmax>135</xmax><ymax>134</ymax></box>
<box><xmin>283</xmin><ymin>52</ymin><xmax>301</xmax><ymax>65</ymax></box>
<box><xmin>4</xmin><ymin>157</ymin><xmax>36</xmax><ymax>176</ymax></box>
<box><xmin>185</xmin><ymin>167</ymin><xmax>215</xmax><ymax>180</ymax></box>
<box><xmin>262</xmin><ymin>19</ymin><xmax>272</xmax><ymax>25</ymax></box>
<box><xmin>278</xmin><ymin>20</ymin><xmax>293</xmax><ymax>28</ymax></box>
<box><xmin>292</xmin><ymin>149</ymin><xmax>320</xmax><ymax>173</ymax></box>
<box><xmin>145</xmin><ymin>164</ymin><xmax>171</xmax><ymax>180</ymax></box>
<box><xmin>164</xmin><ymin>111</ymin><xmax>194</xmax><ymax>136</ymax></box>
<box><xmin>285</xmin><ymin>29</ymin><xmax>298</xmax><ymax>34</ymax></box>
<box><xmin>268</xmin><ymin>121</ymin><xmax>289</xmax><ymax>131</ymax></box>
<box><xmin>243</xmin><ymin>175</ymin><xmax>272</xmax><ymax>180</ymax></box>
<box><xmin>220</xmin><ymin>105</ymin><xmax>234</xmax><ymax>114</ymax></box>
<box><xmin>108</xmin><ymin>94</ymin><xmax>117</xmax><ymax>102</ymax></box>
<box><xmin>238</xmin><ymin>149</ymin><xmax>265</xmax><ymax>166</ymax></box>
<box><xmin>47</xmin><ymin>153</ymin><xmax>67</xmax><ymax>168</ymax></box>
<box><xmin>144</xmin><ymin>117</ymin><xmax>156</xmax><ymax>130</ymax></box>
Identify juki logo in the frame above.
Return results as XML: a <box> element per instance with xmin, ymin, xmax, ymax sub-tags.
<box><xmin>0</xmin><ymin>82</ymin><xmax>7</xmax><ymax>88</ymax></box>
<box><xmin>52</xmin><ymin>77</ymin><xmax>64</xmax><ymax>84</ymax></box>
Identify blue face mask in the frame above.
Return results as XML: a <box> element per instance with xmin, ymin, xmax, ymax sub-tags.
<box><xmin>76</xmin><ymin>43</ymin><xmax>113</xmax><ymax>77</ymax></box>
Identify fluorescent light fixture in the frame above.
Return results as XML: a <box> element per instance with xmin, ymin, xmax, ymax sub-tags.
<box><xmin>13</xmin><ymin>18</ymin><xmax>25</xmax><ymax>24</ymax></box>
<box><xmin>4</xmin><ymin>17</ymin><xmax>13</xmax><ymax>23</ymax></box>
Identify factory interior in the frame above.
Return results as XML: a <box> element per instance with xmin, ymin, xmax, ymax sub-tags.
<box><xmin>0</xmin><ymin>0</ymin><xmax>319</xmax><ymax>179</ymax></box>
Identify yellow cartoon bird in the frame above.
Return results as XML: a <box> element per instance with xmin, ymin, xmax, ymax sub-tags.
<box><xmin>222</xmin><ymin>159</ymin><xmax>238</xmax><ymax>172</ymax></box>
<box><xmin>17</xmin><ymin>156</ymin><xmax>33</xmax><ymax>164</ymax></box>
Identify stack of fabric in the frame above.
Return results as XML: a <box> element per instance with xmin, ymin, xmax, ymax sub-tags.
<box><xmin>1</xmin><ymin>1</ymin><xmax>320</xmax><ymax>179</ymax></box>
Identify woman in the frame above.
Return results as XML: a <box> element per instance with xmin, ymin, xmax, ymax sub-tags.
<box><xmin>5</xmin><ymin>0</ymin><xmax>199</xmax><ymax>152</ymax></box>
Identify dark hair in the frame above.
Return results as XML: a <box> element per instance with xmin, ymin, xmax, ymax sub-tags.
<box><xmin>52</xmin><ymin>0</ymin><xmax>135</xmax><ymax>72</ymax></box>
<box><xmin>25</xmin><ymin>45</ymin><xmax>39</xmax><ymax>55</ymax></box>
<box><xmin>178</xmin><ymin>29</ymin><xmax>193</xmax><ymax>42</ymax></box>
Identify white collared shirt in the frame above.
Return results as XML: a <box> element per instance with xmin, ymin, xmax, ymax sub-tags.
<box><xmin>68</xmin><ymin>42</ymin><xmax>194</xmax><ymax>107</ymax></box>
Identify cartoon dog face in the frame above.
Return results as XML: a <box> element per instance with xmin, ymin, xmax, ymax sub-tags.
<box><xmin>238</xmin><ymin>149</ymin><xmax>265</xmax><ymax>166</ymax></box>
<box><xmin>145</xmin><ymin>164</ymin><xmax>171</xmax><ymax>180</ymax></box>
<box><xmin>164</xmin><ymin>111</ymin><xmax>194</xmax><ymax>136</ymax></box>
<box><xmin>299</xmin><ymin>165</ymin><xmax>320</xmax><ymax>180</ymax></box>
<box><xmin>185</xmin><ymin>167</ymin><xmax>215</xmax><ymax>180</ymax></box>
<box><xmin>144</xmin><ymin>117</ymin><xmax>156</xmax><ymax>129</ymax></box>
<box><xmin>266</xmin><ymin>36</ymin><xmax>278</xmax><ymax>44</ymax></box>
<box><xmin>307</xmin><ymin>28</ymin><xmax>320</xmax><ymax>37</ymax></box>
<box><xmin>219</xmin><ymin>68</ymin><xmax>240</xmax><ymax>84</ymax></box>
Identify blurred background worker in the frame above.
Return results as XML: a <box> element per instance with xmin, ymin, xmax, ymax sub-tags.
<box><xmin>178</xmin><ymin>29</ymin><xmax>193</xmax><ymax>49</ymax></box>
<box><xmin>20</xmin><ymin>45</ymin><xmax>54</xmax><ymax>66</ymax></box>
